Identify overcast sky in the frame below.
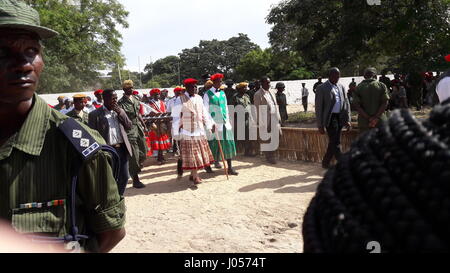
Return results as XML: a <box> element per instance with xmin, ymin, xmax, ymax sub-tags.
<box><xmin>116</xmin><ymin>0</ymin><xmax>282</xmax><ymax>72</ymax></box>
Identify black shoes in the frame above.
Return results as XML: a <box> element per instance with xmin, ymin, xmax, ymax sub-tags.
<box><xmin>228</xmin><ymin>168</ymin><xmax>239</xmax><ymax>175</ymax></box>
<box><xmin>133</xmin><ymin>181</ymin><xmax>146</xmax><ymax>188</ymax></box>
<box><xmin>214</xmin><ymin>161</ymin><xmax>222</xmax><ymax>169</ymax></box>
<box><xmin>205</xmin><ymin>166</ymin><xmax>215</xmax><ymax>173</ymax></box>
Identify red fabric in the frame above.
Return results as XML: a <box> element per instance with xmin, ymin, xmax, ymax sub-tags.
<box><xmin>150</xmin><ymin>88</ymin><xmax>161</xmax><ymax>95</ymax></box>
<box><xmin>93</xmin><ymin>101</ymin><xmax>102</xmax><ymax>109</ymax></box>
<box><xmin>210</xmin><ymin>73</ymin><xmax>224</xmax><ymax>81</ymax></box>
<box><xmin>94</xmin><ymin>89</ymin><xmax>103</xmax><ymax>95</ymax></box>
<box><xmin>446</xmin><ymin>54</ymin><xmax>450</xmax><ymax>62</ymax></box>
<box><xmin>147</xmin><ymin>99</ymin><xmax>171</xmax><ymax>152</ymax></box>
<box><xmin>133</xmin><ymin>90</ymin><xmax>139</xmax><ymax>95</ymax></box>
<box><xmin>174</xmin><ymin>87</ymin><xmax>183</xmax><ymax>93</ymax></box>
<box><xmin>183</xmin><ymin>78</ymin><xmax>198</xmax><ymax>85</ymax></box>
<box><xmin>139</xmin><ymin>103</ymin><xmax>144</xmax><ymax>115</ymax></box>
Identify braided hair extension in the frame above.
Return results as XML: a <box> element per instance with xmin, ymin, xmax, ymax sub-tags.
<box><xmin>303</xmin><ymin>99</ymin><xmax>450</xmax><ymax>253</ymax></box>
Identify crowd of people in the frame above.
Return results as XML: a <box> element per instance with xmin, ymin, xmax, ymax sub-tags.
<box><xmin>50</xmin><ymin>72</ymin><xmax>288</xmax><ymax>187</ymax></box>
<box><xmin>2</xmin><ymin>0</ymin><xmax>450</xmax><ymax>253</ymax></box>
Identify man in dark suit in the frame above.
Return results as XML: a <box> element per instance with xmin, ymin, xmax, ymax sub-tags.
<box><xmin>315</xmin><ymin>67</ymin><xmax>351</xmax><ymax>169</ymax></box>
<box><xmin>88</xmin><ymin>89</ymin><xmax>134</xmax><ymax>195</ymax></box>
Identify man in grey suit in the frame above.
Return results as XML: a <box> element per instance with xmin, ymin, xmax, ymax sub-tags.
<box><xmin>88</xmin><ymin>89</ymin><xmax>134</xmax><ymax>195</ymax></box>
<box><xmin>254</xmin><ymin>76</ymin><xmax>282</xmax><ymax>164</ymax></box>
<box><xmin>315</xmin><ymin>67</ymin><xmax>352</xmax><ymax>169</ymax></box>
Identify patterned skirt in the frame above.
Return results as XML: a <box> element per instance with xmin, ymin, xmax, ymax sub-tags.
<box><xmin>180</xmin><ymin>137</ymin><xmax>215</xmax><ymax>170</ymax></box>
<box><xmin>148</xmin><ymin>131</ymin><xmax>171</xmax><ymax>151</ymax></box>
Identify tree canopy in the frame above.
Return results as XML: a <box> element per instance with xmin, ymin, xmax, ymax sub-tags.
<box><xmin>267</xmin><ymin>0</ymin><xmax>450</xmax><ymax>75</ymax></box>
<box><xmin>24</xmin><ymin>0</ymin><xmax>129</xmax><ymax>94</ymax></box>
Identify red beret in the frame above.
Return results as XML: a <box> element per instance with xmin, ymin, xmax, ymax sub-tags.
<box><xmin>94</xmin><ymin>89</ymin><xmax>104</xmax><ymax>95</ymax></box>
<box><xmin>150</xmin><ymin>88</ymin><xmax>161</xmax><ymax>95</ymax></box>
<box><xmin>133</xmin><ymin>90</ymin><xmax>139</xmax><ymax>95</ymax></box>
<box><xmin>174</xmin><ymin>87</ymin><xmax>184</xmax><ymax>93</ymax></box>
<box><xmin>183</xmin><ymin>78</ymin><xmax>198</xmax><ymax>85</ymax></box>
<box><xmin>446</xmin><ymin>54</ymin><xmax>450</xmax><ymax>62</ymax></box>
<box><xmin>210</xmin><ymin>73</ymin><xmax>224</xmax><ymax>81</ymax></box>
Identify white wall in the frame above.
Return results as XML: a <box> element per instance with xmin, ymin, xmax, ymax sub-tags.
<box><xmin>39</xmin><ymin>75</ymin><xmax>393</xmax><ymax>106</ymax></box>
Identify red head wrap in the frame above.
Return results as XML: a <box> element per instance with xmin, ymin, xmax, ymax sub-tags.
<box><xmin>150</xmin><ymin>88</ymin><xmax>161</xmax><ymax>96</ymax></box>
<box><xmin>133</xmin><ymin>90</ymin><xmax>139</xmax><ymax>95</ymax></box>
<box><xmin>183</xmin><ymin>78</ymin><xmax>198</xmax><ymax>85</ymax></box>
<box><xmin>174</xmin><ymin>87</ymin><xmax>184</xmax><ymax>93</ymax></box>
<box><xmin>94</xmin><ymin>89</ymin><xmax>104</xmax><ymax>95</ymax></box>
<box><xmin>210</xmin><ymin>73</ymin><xmax>224</xmax><ymax>81</ymax></box>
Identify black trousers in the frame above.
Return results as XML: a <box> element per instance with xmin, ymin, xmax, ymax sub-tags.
<box><xmin>114</xmin><ymin>145</ymin><xmax>130</xmax><ymax>196</ymax></box>
<box><xmin>322</xmin><ymin>113</ymin><xmax>343</xmax><ymax>166</ymax></box>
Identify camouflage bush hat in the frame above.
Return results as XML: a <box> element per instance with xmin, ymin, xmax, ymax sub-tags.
<box><xmin>0</xmin><ymin>0</ymin><xmax>58</xmax><ymax>39</ymax></box>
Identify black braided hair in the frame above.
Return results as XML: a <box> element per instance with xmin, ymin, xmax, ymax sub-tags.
<box><xmin>303</xmin><ymin>99</ymin><xmax>450</xmax><ymax>253</ymax></box>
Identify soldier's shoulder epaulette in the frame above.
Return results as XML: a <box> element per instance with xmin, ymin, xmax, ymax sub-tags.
<box><xmin>58</xmin><ymin>118</ymin><xmax>102</xmax><ymax>160</ymax></box>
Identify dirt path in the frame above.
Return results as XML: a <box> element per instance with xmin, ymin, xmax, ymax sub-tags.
<box><xmin>112</xmin><ymin>155</ymin><xmax>325</xmax><ymax>253</ymax></box>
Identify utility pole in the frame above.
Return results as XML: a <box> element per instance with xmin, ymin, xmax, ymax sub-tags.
<box><xmin>138</xmin><ymin>56</ymin><xmax>142</xmax><ymax>88</ymax></box>
<box><xmin>178</xmin><ymin>61</ymin><xmax>181</xmax><ymax>85</ymax></box>
<box><xmin>117</xmin><ymin>63</ymin><xmax>122</xmax><ymax>85</ymax></box>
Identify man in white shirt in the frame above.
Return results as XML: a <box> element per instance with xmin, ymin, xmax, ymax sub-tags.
<box><xmin>203</xmin><ymin>73</ymin><xmax>239</xmax><ymax>175</ymax></box>
<box><xmin>172</xmin><ymin>78</ymin><xmax>215</xmax><ymax>184</ymax></box>
<box><xmin>60</xmin><ymin>97</ymin><xmax>73</xmax><ymax>115</ymax></box>
<box><xmin>88</xmin><ymin>89</ymin><xmax>133</xmax><ymax>195</ymax></box>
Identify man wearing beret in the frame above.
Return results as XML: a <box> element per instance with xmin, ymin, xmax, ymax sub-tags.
<box><xmin>66</xmin><ymin>94</ymin><xmax>89</xmax><ymax>125</ymax></box>
<box><xmin>93</xmin><ymin>89</ymin><xmax>104</xmax><ymax>109</ymax></box>
<box><xmin>53</xmin><ymin>95</ymin><xmax>66</xmax><ymax>111</ymax></box>
<box><xmin>203</xmin><ymin>73</ymin><xmax>239</xmax><ymax>175</ymax></box>
<box><xmin>0</xmin><ymin>0</ymin><xmax>125</xmax><ymax>252</ymax></box>
<box><xmin>118</xmin><ymin>80</ymin><xmax>147</xmax><ymax>188</ymax></box>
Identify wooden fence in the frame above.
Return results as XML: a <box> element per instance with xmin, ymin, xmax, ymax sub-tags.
<box><xmin>277</xmin><ymin>128</ymin><xmax>359</xmax><ymax>163</ymax></box>
<box><xmin>236</xmin><ymin>127</ymin><xmax>360</xmax><ymax>163</ymax></box>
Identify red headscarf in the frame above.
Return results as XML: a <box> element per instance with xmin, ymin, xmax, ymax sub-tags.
<box><xmin>183</xmin><ymin>78</ymin><xmax>198</xmax><ymax>85</ymax></box>
<box><xmin>210</xmin><ymin>73</ymin><xmax>224</xmax><ymax>81</ymax></box>
<box><xmin>150</xmin><ymin>88</ymin><xmax>161</xmax><ymax>96</ymax></box>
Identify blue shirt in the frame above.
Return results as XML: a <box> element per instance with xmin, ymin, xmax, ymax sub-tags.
<box><xmin>331</xmin><ymin>82</ymin><xmax>341</xmax><ymax>113</ymax></box>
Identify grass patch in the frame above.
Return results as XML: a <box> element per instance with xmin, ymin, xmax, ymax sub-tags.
<box><xmin>287</xmin><ymin>111</ymin><xmax>316</xmax><ymax>124</ymax></box>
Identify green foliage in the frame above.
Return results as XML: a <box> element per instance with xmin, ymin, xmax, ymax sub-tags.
<box><xmin>236</xmin><ymin>49</ymin><xmax>314</xmax><ymax>81</ymax></box>
<box><xmin>142</xmin><ymin>56</ymin><xmax>180</xmax><ymax>87</ymax></box>
<box><xmin>25</xmin><ymin>0</ymin><xmax>129</xmax><ymax>94</ymax></box>
<box><xmin>267</xmin><ymin>0</ymin><xmax>450</xmax><ymax>75</ymax></box>
<box><xmin>235</xmin><ymin>49</ymin><xmax>273</xmax><ymax>81</ymax></box>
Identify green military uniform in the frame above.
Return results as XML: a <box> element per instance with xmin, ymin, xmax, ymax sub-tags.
<box><xmin>353</xmin><ymin>79</ymin><xmax>390</xmax><ymax>133</ymax></box>
<box><xmin>232</xmin><ymin>93</ymin><xmax>255</xmax><ymax>156</ymax></box>
<box><xmin>224</xmin><ymin>87</ymin><xmax>236</xmax><ymax>105</ymax></box>
<box><xmin>118</xmin><ymin>95</ymin><xmax>143</xmax><ymax>176</ymax></box>
<box><xmin>0</xmin><ymin>95</ymin><xmax>125</xmax><ymax>252</ymax></box>
<box><xmin>275</xmin><ymin>92</ymin><xmax>288</xmax><ymax>122</ymax></box>
<box><xmin>54</xmin><ymin>104</ymin><xmax>65</xmax><ymax>111</ymax></box>
<box><xmin>66</xmin><ymin>109</ymin><xmax>89</xmax><ymax>125</ymax></box>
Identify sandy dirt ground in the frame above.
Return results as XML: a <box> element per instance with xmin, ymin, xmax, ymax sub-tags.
<box><xmin>112</xmin><ymin>154</ymin><xmax>325</xmax><ymax>253</ymax></box>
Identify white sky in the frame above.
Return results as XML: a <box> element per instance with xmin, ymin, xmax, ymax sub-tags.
<box><xmin>116</xmin><ymin>0</ymin><xmax>282</xmax><ymax>72</ymax></box>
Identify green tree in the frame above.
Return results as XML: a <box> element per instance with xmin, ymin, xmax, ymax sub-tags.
<box><xmin>267</xmin><ymin>0</ymin><xmax>450</xmax><ymax>75</ymax></box>
<box><xmin>178</xmin><ymin>33</ymin><xmax>260</xmax><ymax>80</ymax></box>
<box><xmin>236</xmin><ymin>49</ymin><xmax>273</xmax><ymax>81</ymax></box>
<box><xmin>142</xmin><ymin>56</ymin><xmax>180</xmax><ymax>86</ymax></box>
<box><xmin>24</xmin><ymin>0</ymin><xmax>129</xmax><ymax>94</ymax></box>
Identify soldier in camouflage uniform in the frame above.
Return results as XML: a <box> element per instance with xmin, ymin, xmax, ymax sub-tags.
<box><xmin>118</xmin><ymin>80</ymin><xmax>147</xmax><ymax>189</ymax></box>
<box><xmin>0</xmin><ymin>0</ymin><xmax>125</xmax><ymax>252</ymax></box>
<box><xmin>66</xmin><ymin>94</ymin><xmax>89</xmax><ymax>125</ymax></box>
